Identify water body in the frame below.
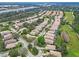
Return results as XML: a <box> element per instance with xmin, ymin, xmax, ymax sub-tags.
<box><xmin>0</xmin><ymin>2</ymin><xmax>79</xmax><ymax>14</ymax></box>
<box><xmin>0</xmin><ymin>2</ymin><xmax>79</xmax><ymax>6</ymax></box>
<box><xmin>0</xmin><ymin>6</ymin><xmax>38</xmax><ymax>14</ymax></box>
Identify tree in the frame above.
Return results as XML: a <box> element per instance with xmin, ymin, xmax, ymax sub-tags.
<box><xmin>61</xmin><ymin>43</ymin><xmax>68</xmax><ymax>56</ymax></box>
<box><xmin>56</xmin><ymin>29</ymin><xmax>61</xmax><ymax>35</ymax></box>
<box><xmin>0</xmin><ymin>41</ymin><xmax>4</xmax><ymax>52</ymax></box>
<box><xmin>28</xmin><ymin>44</ymin><xmax>32</xmax><ymax>50</ymax></box>
<box><xmin>16</xmin><ymin>42</ymin><xmax>22</xmax><ymax>48</ymax></box>
<box><xmin>2</xmin><ymin>24</ymin><xmax>10</xmax><ymax>31</ymax></box>
<box><xmin>19</xmin><ymin>48</ymin><xmax>28</xmax><ymax>57</ymax></box>
<box><xmin>31</xmin><ymin>47</ymin><xmax>38</xmax><ymax>55</ymax></box>
<box><xmin>0</xmin><ymin>24</ymin><xmax>3</xmax><ymax>27</ymax></box>
<box><xmin>0</xmin><ymin>34</ymin><xmax>5</xmax><ymax>52</ymax></box>
<box><xmin>28</xmin><ymin>44</ymin><xmax>38</xmax><ymax>56</ymax></box>
<box><xmin>61</xmin><ymin>19</ymin><xmax>66</xmax><ymax>25</ymax></box>
<box><xmin>9</xmin><ymin>48</ymin><xmax>20</xmax><ymax>57</ymax></box>
<box><xmin>21</xmin><ymin>29</ymin><xmax>29</xmax><ymax>35</ymax></box>
<box><xmin>23</xmin><ymin>22</ymin><xmax>29</xmax><ymax>28</ymax></box>
<box><xmin>37</xmin><ymin>35</ymin><xmax>46</xmax><ymax>47</ymax></box>
<box><xmin>12</xmin><ymin>33</ymin><xmax>19</xmax><ymax>40</ymax></box>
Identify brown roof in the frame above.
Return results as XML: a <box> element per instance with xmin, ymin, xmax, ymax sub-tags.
<box><xmin>5</xmin><ymin>43</ymin><xmax>16</xmax><ymax>49</ymax></box>
<box><xmin>1</xmin><ymin>31</ymin><xmax>11</xmax><ymax>36</ymax></box>
<box><xmin>5</xmin><ymin>39</ymin><xmax>16</xmax><ymax>45</ymax></box>
<box><xmin>44</xmin><ymin>35</ymin><xmax>55</xmax><ymax>40</ymax></box>
<box><xmin>45</xmin><ymin>39</ymin><xmax>54</xmax><ymax>44</ymax></box>
<box><xmin>4</xmin><ymin>34</ymin><xmax>13</xmax><ymax>41</ymax></box>
<box><xmin>46</xmin><ymin>45</ymin><xmax>56</xmax><ymax>50</ymax></box>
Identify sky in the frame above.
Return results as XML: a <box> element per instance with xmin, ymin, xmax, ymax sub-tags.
<box><xmin>0</xmin><ymin>0</ymin><xmax>79</xmax><ymax>2</ymax></box>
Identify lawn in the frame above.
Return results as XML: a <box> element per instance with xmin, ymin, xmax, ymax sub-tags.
<box><xmin>56</xmin><ymin>12</ymin><xmax>79</xmax><ymax>56</ymax></box>
<box><xmin>60</xmin><ymin>25</ymin><xmax>79</xmax><ymax>56</ymax></box>
<box><xmin>64</xmin><ymin>12</ymin><xmax>74</xmax><ymax>25</ymax></box>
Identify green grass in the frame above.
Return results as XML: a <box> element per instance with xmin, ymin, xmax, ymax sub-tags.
<box><xmin>64</xmin><ymin>12</ymin><xmax>74</xmax><ymax>25</ymax></box>
<box><xmin>60</xmin><ymin>25</ymin><xmax>79</xmax><ymax>56</ymax></box>
<box><xmin>56</xmin><ymin>12</ymin><xmax>79</xmax><ymax>56</ymax></box>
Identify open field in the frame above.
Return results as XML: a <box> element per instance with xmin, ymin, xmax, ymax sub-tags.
<box><xmin>56</xmin><ymin>12</ymin><xmax>79</xmax><ymax>56</ymax></box>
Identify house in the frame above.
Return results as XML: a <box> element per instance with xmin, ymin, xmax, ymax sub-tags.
<box><xmin>43</xmin><ymin>52</ymin><xmax>50</xmax><ymax>57</ymax></box>
<box><xmin>43</xmin><ymin>50</ymin><xmax>61</xmax><ymax>57</ymax></box>
<box><xmin>50</xmin><ymin>50</ymin><xmax>62</xmax><ymax>57</ymax></box>
<box><xmin>5</xmin><ymin>39</ymin><xmax>16</xmax><ymax>45</ymax></box>
<box><xmin>46</xmin><ymin>45</ymin><xmax>56</xmax><ymax>50</ymax></box>
<box><xmin>52</xmin><ymin>11</ymin><xmax>56</xmax><ymax>16</ymax></box>
<box><xmin>56</xmin><ymin>11</ymin><xmax>60</xmax><ymax>16</ymax></box>
<box><xmin>14</xmin><ymin>20</ymin><xmax>23</xmax><ymax>30</ymax></box>
<box><xmin>44</xmin><ymin>34</ymin><xmax>55</xmax><ymax>41</ymax></box>
<box><xmin>3</xmin><ymin>34</ymin><xmax>13</xmax><ymax>41</ymax></box>
<box><xmin>30</xmin><ymin>20</ymin><xmax>48</xmax><ymax>36</ymax></box>
<box><xmin>58</xmin><ymin>11</ymin><xmax>63</xmax><ymax>19</ymax></box>
<box><xmin>1</xmin><ymin>31</ymin><xmax>11</xmax><ymax>36</ymax></box>
<box><xmin>5</xmin><ymin>43</ymin><xmax>17</xmax><ymax>49</ymax></box>
<box><xmin>44</xmin><ymin>17</ymin><xmax>61</xmax><ymax>43</ymax></box>
<box><xmin>47</xmin><ymin>31</ymin><xmax>55</xmax><ymax>34</ymax></box>
<box><xmin>45</xmin><ymin>39</ymin><xmax>54</xmax><ymax>44</ymax></box>
<box><xmin>1</xmin><ymin>31</ymin><xmax>17</xmax><ymax>49</ymax></box>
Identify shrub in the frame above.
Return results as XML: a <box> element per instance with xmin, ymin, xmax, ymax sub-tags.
<box><xmin>61</xmin><ymin>43</ymin><xmax>68</xmax><ymax>56</ymax></box>
<box><xmin>20</xmin><ymin>28</ymin><xmax>29</xmax><ymax>35</ymax></box>
<box><xmin>28</xmin><ymin>44</ymin><xmax>38</xmax><ymax>56</ymax></box>
<box><xmin>16</xmin><ymin>42</ymin><xmax>22</xmax><ymax>48</ymax></box>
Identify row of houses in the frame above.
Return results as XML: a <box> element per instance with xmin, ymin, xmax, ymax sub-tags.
<box><xmin>23</xmin><ymin>11</ymin><xmax>53</xmax><ymax>42</ymax></box>
<box><xmin>30</xmin><ymin>19</ymin><xmax>49</xmax><ymax>36</ymax></box>
<box><xmin>1</xmin><ymin>31</ymin><xmax>17</xmax><ymax>49</ymax></box>
<box><xmin>45</xmin><ymin>11</ymin><xmax>53</xmax><ymax>16</ymax></box>
<box><xmin>38</xmin><ymin>11</ymin><xmax>46</xmax><ymax>16</ymax></box>
<box><xmin>29</xmin><ymin>11</ymin><xmax>54</xmax><ymax>36</ymax></box>
<box><xmin>51</xmin><ymin>11</ymin><xmax>63</xmax><ymax>17</ymax></box>
<box><xmin>13</xmin><ymin>11</ymin><xmax>49</xmax><ymax>30</ymax></box>
<box><xmin>26</xmin><ymin>11</ymin><xmax>46</xmax><ymax>20</ymax></box>
<box><xmin>43</xmin><ymin>11</ymin><xmax>63</xmax><ymax>57</ymax></box>
<box><xmin>39</xmin><ymin>11</ymin><xmax>52</xmax><ymax>19</ymax></box>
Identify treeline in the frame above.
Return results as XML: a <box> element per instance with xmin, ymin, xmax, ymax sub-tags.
<box><xmin>43</xmin><ymin>6</ymin><xmax>79</xmax><ymax>12</ymax></box>
<box><xmin>0</xmin><ymin>8</ymin><xmax>41</xmax><ymax>22</ymax></box>
<box><xmin>72</xmin><ymin>11</ymin><xmax>79</xmax><ymax>34</ymax></box>
<box><xmin>0</xmin><ymin>12</ymin><xmax>36</xmax><ymax>22</ymax></box>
